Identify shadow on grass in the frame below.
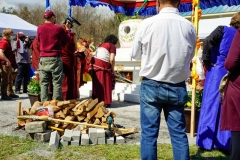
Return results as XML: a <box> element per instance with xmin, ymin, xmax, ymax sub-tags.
<box><xmin>190</xmin><ymin>147</ymin><xmax>229</xmax><ymax>160</ymax></box>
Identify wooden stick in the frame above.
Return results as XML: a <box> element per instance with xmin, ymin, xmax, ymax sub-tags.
<box><xmin>17</xmin><ymin>115</ymin><xmax>128</xmax><ymax>132</ymax></box>
<box><xmin>18</xmin><ymin>101</ymin><xmax>22</xmax><ymax>116</ymax></box>
<box><xmin>48</xmin><ymin>126</ymin><xmax>64</xmax><ymax>132</ymax></box>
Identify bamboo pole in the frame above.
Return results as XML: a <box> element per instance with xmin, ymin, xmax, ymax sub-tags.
<box><xmin>190</xmin><ymin>0</ymin><xmax>200</xmax><ymax>138</ymax></box>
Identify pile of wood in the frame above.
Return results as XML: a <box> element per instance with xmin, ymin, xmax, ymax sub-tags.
<box><xmin>18</xmin><ymin>98</ymin><xmax>116</xmax><ymax>130</ymax></box>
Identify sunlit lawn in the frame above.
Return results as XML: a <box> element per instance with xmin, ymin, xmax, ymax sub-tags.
<box><xmin>0</xmin><ymin>135</ymin><xmax>229</xmax><ymax>160</ymax></box>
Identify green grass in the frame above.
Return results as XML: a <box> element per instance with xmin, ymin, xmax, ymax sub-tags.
<box><xmin>0</xmin><ymin>134</ymin><xmax>229</xmax><ymax>160</ymax></box>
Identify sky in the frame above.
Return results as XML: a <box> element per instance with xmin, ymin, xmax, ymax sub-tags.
<box><xmin>0</xmin><ymin>0</ymin><xmax>114</xmax><ymax>17</ymax></box>
<box><xmin>0</xmin><ymin>0</ymin><xmax>68</xmax><ymax>9</ymax></box>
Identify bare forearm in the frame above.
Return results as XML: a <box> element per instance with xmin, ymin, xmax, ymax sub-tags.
<box><xmin>110</xmin><ymin>60</ymin><xmax>115</xmax><ymax>71</ymax></box>
<box><xmin>0</xmin><ymin>49</ymin><xmax>9</xmax><ymax>62</ymax></box>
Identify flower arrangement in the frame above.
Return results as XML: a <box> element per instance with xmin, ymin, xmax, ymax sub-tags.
<box><xmin>28</xmin><ymin>71</ymin><xmax>40</xmax><ymax>94</ymax></box>
<box><xmin>185</xmin><ymin>78</ymin><xmax>204</xmax><ymax>109</ymax></box>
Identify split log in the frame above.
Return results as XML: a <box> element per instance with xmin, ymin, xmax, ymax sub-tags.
<box><xmin>95</xmin><ymin>106</ymin><xmax>108</xmax><ymax>118</ymax></box>
<box><xmin>94</xmin><ymin>118</ymin><xmax>101</xmax><ymax>125</ymax></box>
<box><xmin>74</xmin><ymin>110</ymin><xmax>83</xmax><ymax>116</ymax></box>
<box><xmin>50</xmin><ymin>100</ymin><xmax>58</xmax><ymax>106</ymax></box>
<box><xmin>43</xmin><ymin>101</ymin><xmax>50</xmax><ymax>107</ymax></box>
<box><xmin>86</xmin><ymin>98</ymin><xmax>98</xmax><ymax>111</ymax></box>
<box><xmin>77</xmin><ymin>116</ymin><xmax>85</xmax><ymax>122</ymax></box>
<box><xmin>102</xmin><ymin>116</ymin><xmax>107</xmax><ymax>123</ymax></box>
<box><xmin>22</xmin><ymin>108</ymin><xmax>30</xmax><ymax>115</ymax></box>
<box><xmin>68</xmin><ymin>103</ymin><xmax>75</xmax><ymax>108</ymax></box>
<box><xmin>87</xmin><ymin>101</ymin><xmax>104</xmax><ymax>119</ymax></box>
<box><xmin>72</xmin><ymin>100</ymin><xmax>88</xmax><ymax>112</ymax></box>
<box><xmin>53</xmin><ymin>106</ymin><xmax>61</xmax><ymax>113</ymax></box>
<box><xmin>18</xmin><ymin>120</ymin><xmax>26</xmax><ymax>126</ymax></box>
<box><xmin>55</xmin><ymin>110</ymin><xmax>66</xmax><ymax>119</ymax></box>
<box><xmin>62</xmin><ymin>107</ymin><xmax>70</xmax><ymax>115</ymax></box>
<box><xmin>69</xmin><ymin>99</ymin><xmax>77</xmax><ymax>103</ymax></box>
<box><xmin>29</xmin><ymin>101</ymin><xmax>41</xmax><ymax>115</ymax></box>
<box><xmin>62</xmin><ymin>116</ymin><xmax>75</xmax><ymax>128</ymax></box>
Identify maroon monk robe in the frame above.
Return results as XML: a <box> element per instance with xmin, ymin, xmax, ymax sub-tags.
<box><xmin>61</xmin><ymin>31</ymin><xmax>78</xmax><ymax>100</ymax></box>
<box><xmin>220</xmin><ymin>29</ymin><xmax>240</xmax><ymax>131</ymax></box>
<box><xmin>89</xmin><ymin>57</ymin><xmax>113</xmax><ymax>105</ymax></box>
<box><xmin>30</xmin><ymin>37</ymin><xmax>40</xmax><ymax>71</ymax></box>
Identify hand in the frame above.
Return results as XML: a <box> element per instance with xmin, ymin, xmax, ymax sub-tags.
<box><xmin>6</xmin><ymin>61</ymin><xmax>11</xmax><ymax>66</ymax></box>
<box><xmin>25</xmin><ymin>36</ymin><xmax>29</xmax><ymax>41</ymax></box>
<box><xmin>78</xmin><ymin>46</ymin><xmax>86</xmax><ymax>53</ymax></box>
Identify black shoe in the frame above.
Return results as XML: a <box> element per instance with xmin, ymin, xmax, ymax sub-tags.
<box><xmin>104</xmin><ymin>104</ymin><xmax>111</xmax><ymax>108</ymax></box>
<box><xmin>15</xmin><ymin>91</ymin><xmax>22</xmax><ymax>94</ymax></box>
<box><xmin>9</xmin><ymin>94</ymin><xmax>19</xmax><ymax>98</ymax></box>
<box><xmin>1</xmin><ymin>95</ymin><xmax>12</xmax><ymax>100</ymax></box>
<box><xmin>23</xmin><ymin>90</ymin><xmax>28</xmax><ymax>93</ymax></box>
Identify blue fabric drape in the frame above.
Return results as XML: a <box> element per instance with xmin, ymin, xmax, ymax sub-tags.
<box><xmin>196</xmin><ymin>26</ymin><xmax>236</xmax><ymax>150</ymax></box>
<box><xmin>68</xmin><ymin>0</ymin><xmax>240</xmax><ymax>16</ymax></box>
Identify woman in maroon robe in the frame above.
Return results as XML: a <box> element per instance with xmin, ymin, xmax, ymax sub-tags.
<box><xmin>220</xmin><ymin>28</ymin><xmax>240</xmax><ymax>160</ymax></box>
<box><xmin>89</xmin><ymin>35</ymin><xmax>118</xmax><ymax>107</ymax></box>
<box><xmin>61</xmin><ymin>20</ymin><xmax>78</xmax><ymax>100</ymax></box>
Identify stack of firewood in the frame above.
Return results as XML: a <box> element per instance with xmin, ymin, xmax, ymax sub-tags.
<box><xmin>18</xmin><ymin>98</ymin><xmax>116</xmax><ymax>130</ymax></box>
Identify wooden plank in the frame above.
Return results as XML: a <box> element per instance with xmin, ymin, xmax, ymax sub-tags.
<box><xmin>86</xmin><ymin>98</ymin><xmax>98</xmax><ymax>111</ymax></box>
<box><xmin>87</xmin><ymin>102</ymin><xmax>104</xmax><ymax>119</ymax></box>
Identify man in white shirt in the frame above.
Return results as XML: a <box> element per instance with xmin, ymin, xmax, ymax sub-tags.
<box><xmin>130</xmin><ymin>0</ymin><xmax>196</xmax><ymax>159</ymax></box>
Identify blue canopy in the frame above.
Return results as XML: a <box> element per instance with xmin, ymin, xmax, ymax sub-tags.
<box><xmin>52</xmin><ymin>0</ymin><xmax>240</xmax><ymax>16</ymax></box>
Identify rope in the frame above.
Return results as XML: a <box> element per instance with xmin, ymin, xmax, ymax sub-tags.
<box><xmin>109</xmin><ymin>0</ymin><xmax>123</xmax><ymax>22</ymax></box>
<box><xmin>132</xmin><ymin>0</ymin><xmax>148</xmax><ymax>18</ymax></box>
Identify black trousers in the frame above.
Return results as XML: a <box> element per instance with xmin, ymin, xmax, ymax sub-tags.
<box><xmin>15</xmin><ymin>63</ymin><xmax>30</xmax><ymax>92</ymax></box>
<box><xmin>230</xmin><ymin>131</ymin><xmax>240</xmax><ymax>160</ymax></box>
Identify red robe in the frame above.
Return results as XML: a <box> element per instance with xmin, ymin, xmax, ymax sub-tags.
<box><xmin>62</xmin><ymin>30</ymin><xmax>79</xmax><ymax>100</ymax></box>
<box><xmin>30</xmin><ymin>37</ymin><xmax>40</xmax><ymax>71</ymax></box>
<box><xmin>89</xmin><ymin>57</ymin><xmax>113</xmax><ymax>105</ymax></box>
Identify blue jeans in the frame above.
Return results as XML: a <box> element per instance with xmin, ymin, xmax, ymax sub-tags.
<box><xmin>140</xmin><ymin>77</ymin><xmax>189</xmax><ymax>160</ymax></box>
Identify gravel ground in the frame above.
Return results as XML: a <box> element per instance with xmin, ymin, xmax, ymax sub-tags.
<box><xmin>0</xmin><ymin>93</ymin><xmax>196</xmax><ymax>145</ymax></box>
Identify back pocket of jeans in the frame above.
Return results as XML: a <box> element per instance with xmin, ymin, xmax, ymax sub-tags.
<box><xmin>168</xmin><ymin>87</ymin><xmax>188</xmax><ymax>106</ymax></box>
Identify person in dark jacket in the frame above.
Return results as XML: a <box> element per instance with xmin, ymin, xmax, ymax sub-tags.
<box><xmin>14</xmin><ymin>32</ymin><xmax>31</xmax><ymax>94</ymax></box>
